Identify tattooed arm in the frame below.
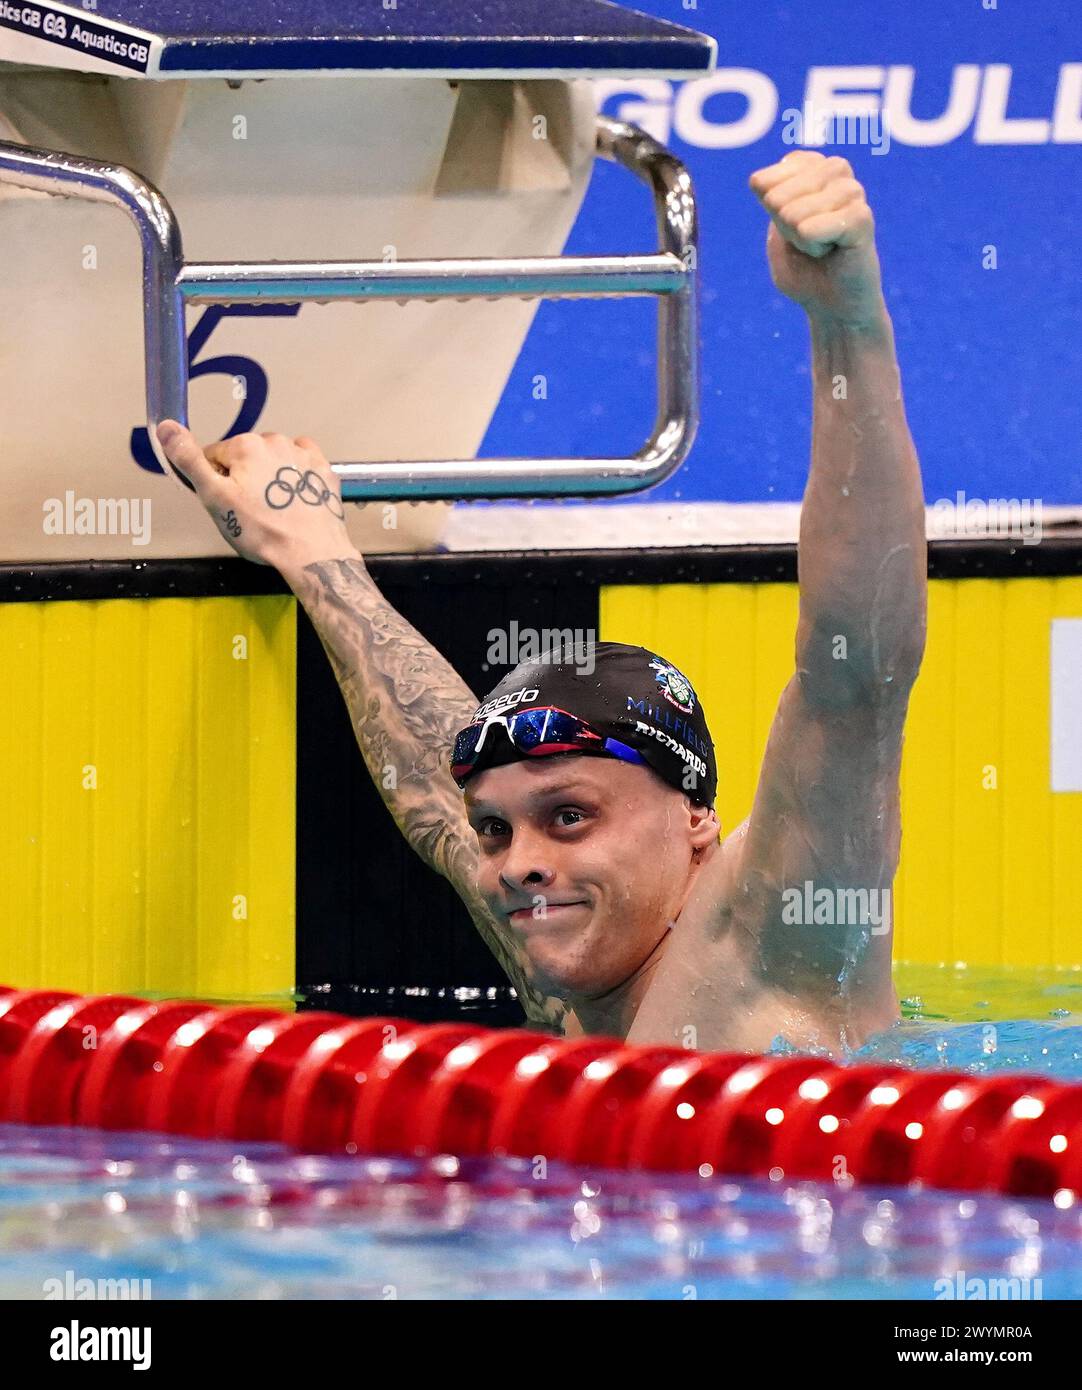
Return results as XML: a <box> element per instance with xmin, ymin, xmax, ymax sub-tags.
<box><xmin>155</xmin><ymin>423</ymin><xmax>566</xmax><ymax>1032</ymax></box>
<box><xmin>288</xmin><ymin>556</ymin><xmax>565</xmax><ymax>1029</ymax></box>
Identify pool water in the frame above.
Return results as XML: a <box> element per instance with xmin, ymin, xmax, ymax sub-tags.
<box><xmin>1</xmin><ymin>966</ymin><xmax>1080</xmax><ymax>1300</ymax></box>
<box><xmin>849</xmin><ymin>966</ymin><xmax>1082</xmax><ymax>1079</ymax></box>
<box><xmin>893</xmin><ymin>964</ymin><xmax>1082</xmax><ymax>1027</ymax></box>
<box><xmin>0</xmin><ymin>1125</ymin><xmax>1078</xmax><ymax>1300</ymax></box>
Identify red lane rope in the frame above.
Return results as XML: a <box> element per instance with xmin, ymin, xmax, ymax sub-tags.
<box><xmin>1</xmin><ymin>986</ymin><xmax>1080</xmax><ymax>1199</ymax></box>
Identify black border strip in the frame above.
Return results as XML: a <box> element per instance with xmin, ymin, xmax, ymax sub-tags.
<box><xmin>1</xmin><ymin>535</ymin><xmax>1081</xmax><ymax>602</ymax></box>
<box><xmin>0</xmin><ymin>559</ymin><xmax>290</xmax><ymax>603</ymax></box>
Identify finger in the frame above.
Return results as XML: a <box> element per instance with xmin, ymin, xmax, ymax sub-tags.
<box><xmin>793</xmin><ymin>201</ymin><xmax>873</xmax><ymax>252</ymax></box>
<box><xmin>157</xmin><ymin>421</ymin><xmax>224</xmax><ymax>490</ymax></box>
<box><xmin>748</xmin><ymin>150</ymin><xmax>829</xmax><ymax>196</ymax></box>
<box><xmin>758</xmin><ymin>163</ymin><xmax>847</xmax><ymax>220</ymax></box>
<box><xmin>773</xmin><ymin>178</ymin><xmax>864</xmax><ymax>233</ymax></box>
<box><xmin>748</xmin><ymin>150</ymin><xmax>823</xmax><ymax>192</ymax></box>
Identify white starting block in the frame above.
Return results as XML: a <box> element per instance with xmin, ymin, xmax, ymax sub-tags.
<box><xmin>0</xmin><ymin>0</ymin><xmax>712</xmax><ymax>558</ymax></box>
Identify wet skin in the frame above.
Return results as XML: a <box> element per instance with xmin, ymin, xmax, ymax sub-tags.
<box><xmin>464</xmin><ymin>756</ymin><xmax>719</xmax><ymax>1037</ymax></box>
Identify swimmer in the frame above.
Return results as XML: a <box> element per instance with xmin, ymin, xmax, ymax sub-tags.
<box><xmin>158</xmin><ymin>151</ymin><xmax>926</xmax><ymax>1054</ymax></box>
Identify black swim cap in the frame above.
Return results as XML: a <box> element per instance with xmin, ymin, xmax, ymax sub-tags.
<box><xmin>457</xmin><ymin>641</ymin><xmax>716</xmax><ymax>807</ymax></box>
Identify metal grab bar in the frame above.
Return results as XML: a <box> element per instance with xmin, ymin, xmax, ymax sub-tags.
<box><xmin>0</xmin><ymin>117</ymin><xmax>698</xmax><ymax>500</ymax></box>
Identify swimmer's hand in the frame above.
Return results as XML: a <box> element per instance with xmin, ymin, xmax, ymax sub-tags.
<box><xmin>156</xmin><ymin>422</ymin><xmax>360</xmax><ymax>573</ymax></box>
<box><xmin>748</xmin><ymin>150</ymin><xmax>885</xmax><ymax>331</ymax></box>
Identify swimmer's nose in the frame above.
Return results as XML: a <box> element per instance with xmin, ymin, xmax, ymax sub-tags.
<box><xmin>499</xmin><ymin>863</ymin><xmax>556</xmax><ymax>894</ymax></box>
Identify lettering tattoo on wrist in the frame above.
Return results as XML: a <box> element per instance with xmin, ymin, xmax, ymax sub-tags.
<box><xmin>221</xmin><ymin>509</ymin><xmax>242</xmax><ymax>539</ymax></box>
<box><xmin>264</xmin><ymin>466</ymin><xmax>345</xmax><ymax>518</ymax></box>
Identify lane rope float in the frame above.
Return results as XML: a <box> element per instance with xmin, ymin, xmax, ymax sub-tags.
<box><xmin>1</xmin><ymin>986</ymin><xmax>1080</xmax><ymax>1199</ymax></box>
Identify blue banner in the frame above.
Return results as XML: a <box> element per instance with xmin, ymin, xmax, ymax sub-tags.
<box><xmin>483</xmin><ymin>1</ymin><xmax>1082</xmax><ymax>507</ymax></box>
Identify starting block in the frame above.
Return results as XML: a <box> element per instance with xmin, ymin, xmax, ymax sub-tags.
<box><xmin>0</xmin><ymin>1</ymin><xmax>713</xmax><ymax>557</ymax></box>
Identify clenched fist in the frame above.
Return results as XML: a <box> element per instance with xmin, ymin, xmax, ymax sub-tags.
<box><xmin>157</xmin><ymin>423</ymin><xmax>360</xmax><ymax>575</ymax></box>
<box><xmin>748</xmin><ymin>151</ymin><xmax>886</xmax><ymax>331</ymax></box>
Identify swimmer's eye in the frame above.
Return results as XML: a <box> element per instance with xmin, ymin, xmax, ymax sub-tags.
<box><xmin>471</xmin><ymin>808</ymin><xmax>590</xmax><ymax>838</ymax></box>
<box><xmin>475</xmin><ymin>817</ymin><xmax>510</xmax><ymax>840</ymax></box>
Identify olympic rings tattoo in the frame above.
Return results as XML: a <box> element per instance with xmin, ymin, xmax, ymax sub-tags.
<box><xmin>264</xmin><ymin>466</ymin><xmax>345</xmax><ymax>518</ymax></box>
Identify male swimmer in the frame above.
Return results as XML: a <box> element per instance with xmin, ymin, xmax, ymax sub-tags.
<box><xmin>158</xmin><ymin>152</ymin><xmax>926</xmax><ymax>1054</ymax></box>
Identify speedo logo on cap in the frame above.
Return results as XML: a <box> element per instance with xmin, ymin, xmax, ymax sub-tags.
<box><xmin>471</xmin><ymin>687</ymin><xmax>540</xmax><ymax>722</ymax></box>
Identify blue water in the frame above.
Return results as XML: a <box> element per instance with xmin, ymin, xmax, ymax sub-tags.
<box><xmin>0</xmin><ymin>1123</ymin><xmax>1078</xmax><ymax>1300</ymax></box>
<box><xmin>768</xmin><ymin>968</ymin><xmax>1082</xmax><ymax>1079</ymax></box>
<box><xmin>2</xmin><ymin>1008</ymin><xmax>1080</xmax><ymax>1300</ymax></box>
<box><xmin>851</xmin><ymin>1019</ymin><xmax>1082</xmax><ymax>1079</ymax></box>
<box><xmin>853</xmin><ymin>969</ymin><xmax>1082</xmax><ymax>1079</ymax></box>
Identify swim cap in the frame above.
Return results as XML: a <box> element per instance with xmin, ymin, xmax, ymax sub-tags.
<box><xmin>456</xmin><ymin>641</ymin><xmax>716</xmax><ymax>807</ymax></box>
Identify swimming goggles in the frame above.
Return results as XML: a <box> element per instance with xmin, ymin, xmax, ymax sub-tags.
<box><xmin>450</xmin><ymin>706</ymin><xmax>646</xmax><ymax>788</ymax></box>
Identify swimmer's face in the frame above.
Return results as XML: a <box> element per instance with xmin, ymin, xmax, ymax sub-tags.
<box><xmin>464</xmin><ymin>756</ymin><xmax>717</xmax><ymax>1001</ymax></box>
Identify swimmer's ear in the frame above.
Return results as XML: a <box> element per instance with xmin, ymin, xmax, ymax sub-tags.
<box><xmin>687</xmin><ymin>801</ymin><xmax>719</xmax><ymax>852</ymax></box>
<box><xmin>156</xmin><ymin>421</ymin><xmax>220</xmax><ymax>491</ymax></box>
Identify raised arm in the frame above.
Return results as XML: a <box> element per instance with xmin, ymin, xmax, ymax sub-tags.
<box><xmin>735</xmin><ymin>151</ymin><xmax>927</xmax><ymax>1024</ymax></box>
<box><xmin>628</xmin><ymin>152</ymin><xmax>927</xmax><ymax>1052</ymax></box>
<box><xmin>156</xmin><ymin>423</ymin><xmax>565</xmax><ymax>1031</ymax></box>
